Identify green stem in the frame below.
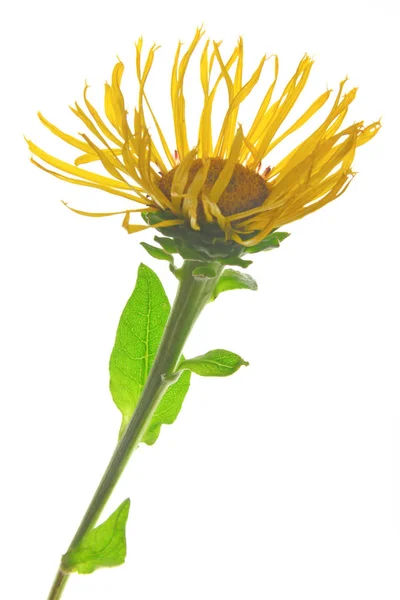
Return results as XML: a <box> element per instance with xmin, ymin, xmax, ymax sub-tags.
<box><xmin>47</xmin><ymin>260</ymin><xmax>223</xmax><ymax>600</ymax></box>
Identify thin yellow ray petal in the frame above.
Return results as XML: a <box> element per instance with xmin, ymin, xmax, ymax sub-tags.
<box><xmin>122</xmin><ymin>211</ymin><xmax>183</xmax><ymax>234</ymax></box>
<box><xmin>271</xmin><ymin>80</ymin><xmax>354</xmax><ymax>179</ymax></box>
<box><xmin>304</xmin><ymin>126</ymin><xmax>358</xmax><ymax>184</ymax></box>
<box><xmin>200</xmin><ymin>39</ymin><xmax>210</xmax><ymax>96</ymax></box>
<box><xmin>171</xmin><ymin>28</ymin><xmax>204</xmax><ymax>158</ymax></box>
<box><xmin>30</xmin><ymin>158</ymin><xmax>151</xmax><ymax>203</ymax></box>
<box><xmin>277</xmin><ymin>173</ymin><xmax>354</xmax><ymax>227</ymax></box>
<box><xmin>198</xmin><ymin>43</ymin><xmax>238</xmax><ymax>158</ymax></box>
<box><xmin>215</xmin><ymin>47</ymin><xmax>267</xmax><ymax>158</ymax></box>
<box><xmin>202</xmin><ymin>195</ymin><xmax>228</xmax><ymax>232</ymax></box>
<box><xmin>83</xmin><ymin>84</ymin><xmax>123</xmax><ymax>147</ymax></box>
<box><xmin>38</xmin><ymin>112</ymin><xmax>93</xmax><ymax>154</ymax></box>
<box><xmin>212</xmin><ymin>41</ymin><xmax>235</xmax><ymax>157</ymax></box>
<box><xmin>171</xmin><ymin>148</ymin><xmax>198</xmax><ymax>212</ymax></box>
<box><xmin>27</xmin><ymin>140</ymin><xmax>135</xmax><ymax>190</ymax></box>
<box><xmin>250</xmin><ymin>55</ymin><xmax>314</xmax><ymax>166</ymax></box>
<box><xmin>210</xmin><ymin>125</ymin><xmax>244</xmax><ymax>204</ymax></box>
<box><xmin>104</xmin><ymin>60</ymin><xmax>131</xmax><ymax>140</ymax></box>
<box><xmin>243</xmin><ymin>54</ymin><xmax>279</xmax><ymax>157</ymax></box>
<box><xmin>181</xmin><ymin>158</ymin><xmax>211</xmax><ymax>230</ymax></box>
<box><xmin>79</xmin><ymin>133</ymin><xmax>130</xmax><ymax>183</ymax></box>
<box><xmin>62</xmin><ymin>203</ymin><xmax>156</xmax><ymax>217</ymax></box>
<box><xmin>143</xmin><ymin>93</ymin><xmax>174</xmax><ymax>169</ymax></box>
<box><xmin>267</xmin><ymin>89</ymin><xmax>332</xmax><ymax>153</ymax></box>
<box><xmin>135</xmin><ymin>132</ymin><xmax>174</xmax><ymax>211</ymax></box>
<box><xmin>281</xmin><ymin>169</ymin><xmax>351</xmax><ymax>221</ymax></box>
<box><xmin>75</xmin><ymin>148</ymin><xmax>123</xmax><ymax>166</ymax></box>
<box><xmin>135</xmin><ymin>37</ymin><xmax>143</xmax><ymax>81</ymax></box>
<box><xmin>356</xmin><ymin>121</ymin><xmax>381</xmax><ymax>146</ymax></box>
<box><xmin>70</xmin><ymin>102</ymin><xmax>115</xmax><ymax>148</ymax></box>
<box><xmin>121</xmin><ymin>139</ymin><xmax>139</xmax><ymax>178</ymax></box>
<box><xmin>134</xmin><ymin>43</ymin><xmax>170</xmax><ymax>172</ymax></box>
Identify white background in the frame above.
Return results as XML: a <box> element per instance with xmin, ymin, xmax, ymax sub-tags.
<box><xmin>1</xmin><ymin>0</ymin><xmax>399</xmax><ymax>598</ymax></box>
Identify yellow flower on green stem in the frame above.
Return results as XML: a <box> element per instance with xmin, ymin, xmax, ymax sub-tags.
<box><xmin>27</xmin><ymin>27</ymin><xmax>380</xmax><ymax>247</ymax></box>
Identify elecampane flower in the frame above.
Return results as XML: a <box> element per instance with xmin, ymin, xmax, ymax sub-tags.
<box><xmin>28</xmin><ymin>28</ymin><xmax>380</xmax><ymax>246</ymax></box>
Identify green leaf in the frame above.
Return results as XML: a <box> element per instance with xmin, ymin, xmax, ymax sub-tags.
<box><xmin>61</xmin><ymin>499</ymin><xmax>130</xmax><ymax>574</ymax></box>
<box><xmin>109</xmin><ymin>264</ymin><xmax>191</xmax><ymax>443</ymax></box>
<box><xmin>211</xmin><ymin>269</ymin><xmax>258</xmax><ymax>300</ymax></box>
<box><xmin>140</xmin><ymin>242</ymin><xmax>173</xmax><ymax>264</ymax></box>
<box><xmin>244</xmin><ymin>231</ymin><xmax>290</xmax><ymax>254</ymax></box>
<box><xmin>179</xmin><ymin>349</ymin><xmax>249</xmax><ymax>377</ymax></box>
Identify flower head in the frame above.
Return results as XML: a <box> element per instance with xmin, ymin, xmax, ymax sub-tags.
<box><xmin>28</xmin><ymin>28</ymin><xmax>380</xmax><ymax>247</ymax></box>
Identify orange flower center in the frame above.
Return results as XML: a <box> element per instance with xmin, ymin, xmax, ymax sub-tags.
<box><xmin>158</xmin><ymin>157</ymin><xmax>269</xmax><ymax>218</ymax></box>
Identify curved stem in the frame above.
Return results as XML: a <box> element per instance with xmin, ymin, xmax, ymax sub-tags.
<box><xmin>47</xmin><ymin>260</ymin><xmax>223</xmax><ymax>600</ymax></box>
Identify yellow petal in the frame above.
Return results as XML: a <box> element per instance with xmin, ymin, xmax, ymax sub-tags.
<box><xmin>27</xmin><ymin>139</ymin><xmax>135</xmax><ymax>190</ymax></box>
<box><xmin>210</xmin><ymin>125</ymin><xmax>244</xmax><ymax>204</ymax></box>
<box><xmin>83</xmin><ymin>84</ymin><xmax>122</xmax><ymax>147</ymax></box>
<box><xmin>250</xmin><ymin>54</ymin><xmax>314</xmax><ymax>165</ymax></box>
<box><xmin>243</xmin><ymin>54</ymin><xmax>279</xmax><ymax>161</ymax></box>
<box><xmin>171</xmin><ymin>148</ymin><xmax>198</xmax><ymax>212</ymax></box>
<box><xmin>62</xmin><ymin>203</ymin><xmax>156</xmax><ymax>217</ymax></box>
<box><xmin>31</xmin><ymin>158</ymin><xmax>150</xmax><ymax>203</ymax></box>
<box><xmin>181</xmin><ymin>158</ymin><xmax>210</xmax><ymax>230</ymax></box>
<box><xmin>215</xmin><ymin>45</ymin><xmax>266</xmax><ymax>158</ymax></box>
<box><xmin>75</xmin><ymin>148</ymin><xmax>123</xmax><ymax>166</ymax></box>
<box><xmin>80</xmin><ymin>134</ymin><xmax>130</xmax><ymax>182</ymax></box>
<box><xmin>266</xmin><ymin>89</ymin><xmax>332</xmax><ymax>153</ymax></box>
<box><xmin>122</xmin><ymin>211</ymin><xmax>183</xmax><ymax>234</ymax></box>
<box><xmin>38</xmin><ymin>112</ymin><xmax>93</xmax><ymax>154</ymax></box>
<box><xmin>198</xmin><ymin>43</ymin><xmax>238</xmax><ymax>158</ymax></box>
<box><xmin>171</xmin><ymin>28</ymin><xmax>204</xmax><ymax>158</ymax></box>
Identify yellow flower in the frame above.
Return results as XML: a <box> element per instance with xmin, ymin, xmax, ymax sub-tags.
<box><xmin>28</xmin><ymin>27</ymin><xmax>380</xmax><ymax>247</ymax></box>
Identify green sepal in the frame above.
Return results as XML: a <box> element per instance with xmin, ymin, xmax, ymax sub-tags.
<box><xmin>143</xmin><ymin>211</ymin><xmax>246</xmax><ymax>263</ymax></box>
<box><xmin>211</xmin><ymin>268</ymin><xmax>258</xmax><ymax>301</ymax></box>
<box><xmin>143</xmin><ymin>212</ymin><xmax>287</xmax><ymax>266</ymax></box>
<box><xmin>61</xmin><ymin>499</ymin><xmax>130</xmax><ymax>575</ymax></box>
<box><xmin>140</xmin><ymin>242</ymin><xmax>174</xmax><ymax>264</ymax></box>
<box><xmin>216</xmin><ymin>255</ymin><xmax>253</xmax><ymax>268</ymax></box>
<box><xmin>243</xmin><ymin>231</ymin><xmax>290</xmax><ymax>254</ymax></box>
<box><xmin>109</xmin><ymin>264</ymin><xmax>191</xmax><ymax>444</ymax></box>
<box><xmin>154</xmin><ymin>235</ymin><xmax>179</xmax><ymax>254</ymax></box>
<box><xmin>178</xmin><ymin>349</ymin><xmax>249</xmax><ymax>377</ymax></box>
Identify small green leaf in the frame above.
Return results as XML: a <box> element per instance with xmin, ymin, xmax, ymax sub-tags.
<box><xmin>192</xmin><ymin>265</ymin><xmax>217</xmax><ymax>279</ymax></box>
<box><xmin>179</xmin><ymin>349</ymin><xmax>249</xmax><ymax>377</ymax></box>
<box><xmin>140</xmin><ymin>242</ymin><xmax>173</xmax><ymax>264</ymax></box>
<box><xmin>109</xmin><ymin>264</ymin><xmax>191</xmax><ymax>443</ymax></box>
<box><xmin>244</xmin><ymin>231</ymin><xmax>290</xmax><ymax>254</ymax></box>
<box><xmin>61</xmin><ymin>499</ymin><xmax>130</xmax><ymax>574</ymax></box>
<box><xmin>211</xmin><ymin>269</ymin><xmax>258</xmax><ymax>300</ymax></box>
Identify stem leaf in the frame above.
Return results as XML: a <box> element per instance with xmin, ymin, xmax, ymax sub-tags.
<box><xmin>179</xmin><ymin>349</ymin><xmax>249</xmax><ymax>377</ymax></box>
<box><xmin>211</xmin><ymin>268</ymin><xmax>258</xmax><ymax>300</ymax></box>
<box><xmin>109</xmin><ymin>263</ymin><xmax>191</xmax><ymax>443</ymax></box>
<box><xmin>61</xmin><ymin>499</ymin><xmax>130</xmax><ymax>574</ymax></box>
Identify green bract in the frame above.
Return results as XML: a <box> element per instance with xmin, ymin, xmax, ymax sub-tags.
<box><xmin>142</xmin><ymin>211</ymin><xmax>290</xmax><ymax>267</ymax></box>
